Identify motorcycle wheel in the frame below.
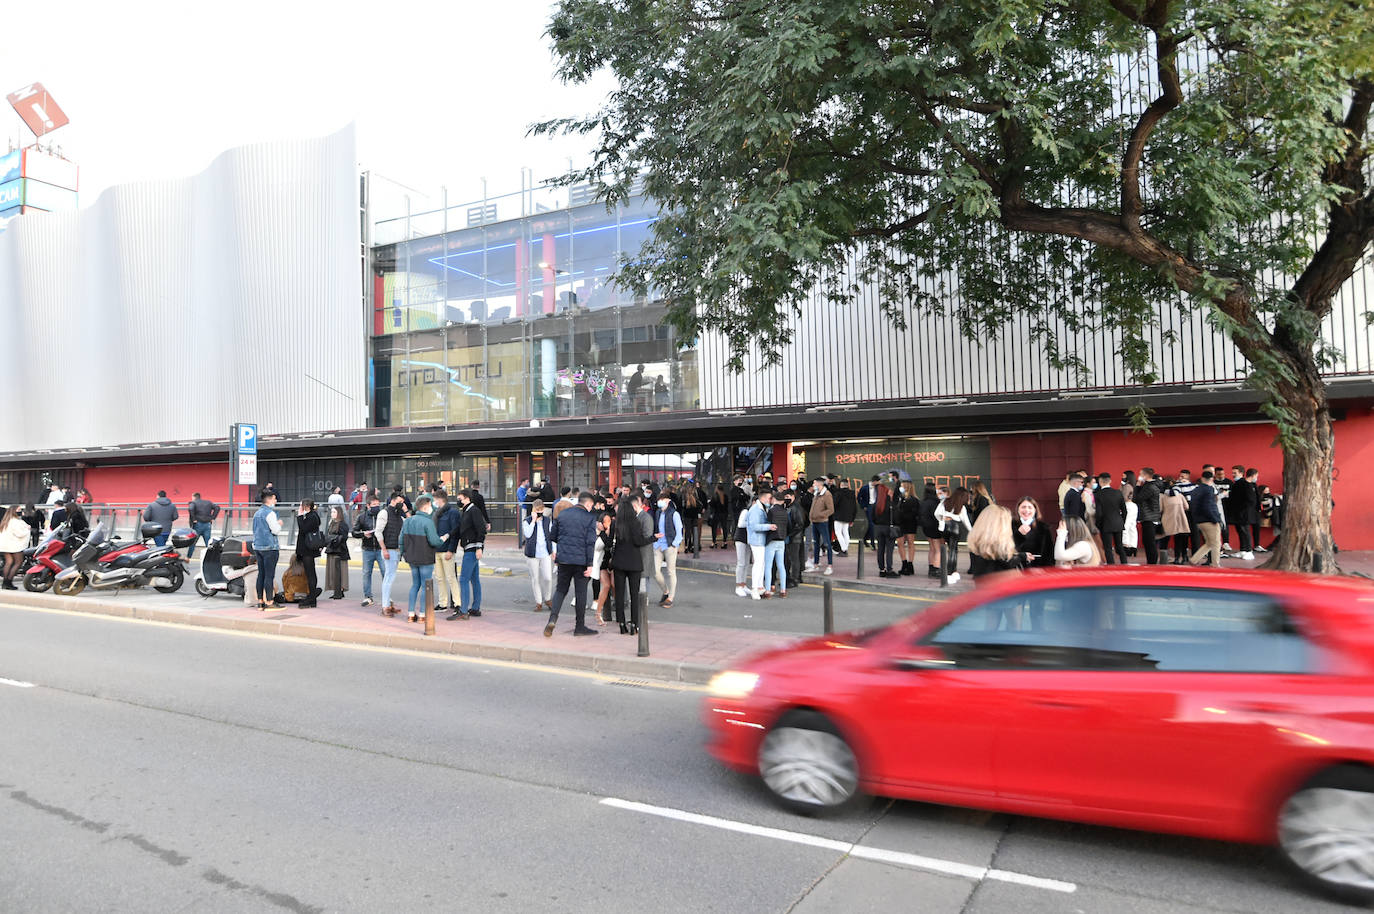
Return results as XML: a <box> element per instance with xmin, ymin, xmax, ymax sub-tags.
<box><xmin>154</xmin><ymin>565</ymin><xmax>185</xmax><ymax>594</ymax></box>
<box><xmin>23</xmin><ymin>569</ymin><xmax>53</xmax><ymax>593</ymax></box>
<box><xmin>194</xmin><ymin>577</ymin><xmax>214</xmax><ymax>598</ymax></box>
<box><xmin>53</xmin><ymin>575</ymin><xmax>86</xmax><ymax>597</ymax></box>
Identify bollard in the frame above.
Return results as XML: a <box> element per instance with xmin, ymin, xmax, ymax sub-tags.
<box><xmin>855</xmin><ymin>538</ymin><xmax>865</xmax><ymax>580</ymax></box>
<box><xmin>940</xmin><ymin>538</ymin><xmax>949</xmax><ymax>588</ymax></box>
<box><xmin>637</xmin><ymin>591</ymin><xmax>650</xmax><ymax>657</ymax></box>
<box><xmin>424</xmin><ymin>578</ymin><xmax>435</xmax><ymax>635</ymax></box>
<box><xmin>822</xmin><ymin>579</ymin><xmax>834</xmax><ymax>634</ymax></box>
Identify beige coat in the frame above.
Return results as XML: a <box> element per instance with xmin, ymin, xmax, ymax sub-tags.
<box><xmin>1160</xmin><ymin>492</ymin><xmax>1190</xmax><ymax>537</ymax></box>
<box><xmin>808</xmin><ymin>489</ymin><xmax>834</xmax><ymax>523</ymax></box>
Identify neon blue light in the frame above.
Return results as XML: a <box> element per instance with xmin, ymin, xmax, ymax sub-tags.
<box><xmin>398</xmin><ymin>358</ymin><xmax>504</xmax><ymax>406</ymax></box>
<box><xmin>427</xmin><ymin>217</ymin><xmax>658</xmax><ymax>267</ymax></box>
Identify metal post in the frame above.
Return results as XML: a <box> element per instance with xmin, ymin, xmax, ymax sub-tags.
<box><xmin>822</xmin><ymin>579</ymin><xmax>834</xmax><ymax>634</ymax></box>
<box><xmin>637</xmin><ymin>591</ymin><xmax>649</xmax><ymax>657</ymax></box>
<box><xmin>424</xmin><ymin>578</ymin><xmax>435</xmax><ymax>635</ymax></box>
<box><xmin>940</xmin><ymin>536</ymin><xmax>949</xmax><ymax>588</ymax></box>
<box><xmin>855</xmin><ymin>537</ymin><xmax>865</xmax><ymax>580</ymax></box>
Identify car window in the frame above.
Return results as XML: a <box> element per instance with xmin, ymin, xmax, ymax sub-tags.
<box><xmin>925</xmin><ymin>586</ymin><xmax>1314</xmax><ymax>673</ymax></box>
<box><xmin>1102</xmin><ymin>587</ymin><xmax>1312</xmax><ymax>673</ymax></box>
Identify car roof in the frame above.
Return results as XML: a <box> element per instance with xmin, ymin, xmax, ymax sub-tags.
<box><xmin>975</xmin><ymin>566</ymin><xmax>1374</xmax><ymax>599</ymax></box>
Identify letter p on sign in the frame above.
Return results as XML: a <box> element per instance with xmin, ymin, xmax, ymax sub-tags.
<box><xmin>237</xmin><ymin>423</ymin><xmax>257</xmax><ymax>455</ymax></box>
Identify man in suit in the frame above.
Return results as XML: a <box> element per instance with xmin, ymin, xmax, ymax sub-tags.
<box><xmin>1094</xmin><ymin>473</ymin><xmax>1128</xmax><ymax>564</ymax></box>
<box><xmin>1227</xmin><ymin>465</ymin><xmax>1259</xmax><ymax>560</ymax></box>
<box><xmin>857</xmin><ymin>475</ymin><xmax>880</xmax><ymax>548</ymax></box>
<box><xmin>1062</xmin><ymin>473</ymin><xmax>1087</xmax><ymax>522</ymax></box>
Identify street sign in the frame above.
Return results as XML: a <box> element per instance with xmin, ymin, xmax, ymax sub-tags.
<box><xmin>236</xmin><ymin>423</ymin><xmax>257</xmax><ymax>454</ymax></box>
<box><xmin>237</xmin><ymin>454</ymin><xmax>258</xmax><ymax>485</ymax></box>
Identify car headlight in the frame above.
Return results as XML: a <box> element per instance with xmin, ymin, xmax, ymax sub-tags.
<box><xmin>707</xmin><ymin>670</ymin><xmax>760</xmax><ymax>700</ymax></box>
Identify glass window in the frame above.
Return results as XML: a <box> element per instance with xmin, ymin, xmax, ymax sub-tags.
<box><xmin>926</xmin><ymin>586</ymin><xmax>1314</xmax><ymax>673</ymax></box>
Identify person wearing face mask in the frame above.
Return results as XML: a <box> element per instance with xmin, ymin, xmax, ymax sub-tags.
<box><xmin>398</xmin><ymin>494</ymin><xmax>446</xmax><ymax>623</ymax></box>
<box><xmin>805</xmin><ymin>478</ymin><xmax>835</xmax><ymax>576</ymax></box>
<box><xmin>651</xmin><ymin>493</ymin><xmax>683</xmax><ymax>608</ymax></box>
<box><xmin>522</xmin><ymin>498</ymin><xmax>555</xmax><ymax>614</ymax></box>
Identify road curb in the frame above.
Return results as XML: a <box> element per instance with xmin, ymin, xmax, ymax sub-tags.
<box><xmin>0</xmin><ymin>590</ymin><xmax>721</xmax><ymax>685</ymax></box>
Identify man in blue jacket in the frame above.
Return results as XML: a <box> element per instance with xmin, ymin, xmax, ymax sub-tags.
<box><xmin>1187</xmin><ymin>471</ymin><xmax>1224</xmax><ymax>568</ymax></box>
<box><xmin>544</xmin><ymin>491</ymin><xmax>599</xmax><ymax>638</ymax></box>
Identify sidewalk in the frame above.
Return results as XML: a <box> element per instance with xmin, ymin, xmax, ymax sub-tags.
<box><xmin>0</xmin><ymin>585</ymin><xmax>797</xmax><ymax>686</ymax></box>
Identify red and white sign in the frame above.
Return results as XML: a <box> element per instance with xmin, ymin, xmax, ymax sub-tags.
<box><xmin>7</xmin><ymin>83</ymin><xmax>69</xmax><ymax>138</ymax></box>
<box><xmin>237</xmin><ymin>454</ymin><xmax>258</xmax><ymax>486</ymax></box>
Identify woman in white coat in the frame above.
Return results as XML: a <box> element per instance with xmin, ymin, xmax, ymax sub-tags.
<box><xmin>0</xmin><ymin>505</ymin><xmax>33</xmax><ymax>590</ymax></box>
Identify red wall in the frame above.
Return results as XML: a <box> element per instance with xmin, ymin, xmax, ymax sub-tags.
<box><xmin>990</xmin><ymin>432</ymin><xmax>1092</xmax><ymax>525</ymax></box>
<box><xmin>1089</xmin><ymin>408</ymin><xmax>1374</xmax><ymax>551</ymax></box>
<box><xmin>83</xmin><ymin>463</ymin><xmax>254</xmax><ymax>506</ymax></box>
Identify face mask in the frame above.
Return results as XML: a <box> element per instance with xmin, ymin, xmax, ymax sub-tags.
<box><xmin>658</xmin><ymin>500</ymin><xmax>669</xmax><ymax>511</ymax></box>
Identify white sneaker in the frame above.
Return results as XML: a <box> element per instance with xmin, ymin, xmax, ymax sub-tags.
<box><xmin>734</xmin><ymin>585</ymin><xmax>748</xmax><ymax>597</ymax></box>
<box><xmin>804</xmin><ymin>563</ymin><xmax>817</xmax><ymax>572</ymax></box>
<box><xmin>823</xmin><ymin>566</ymin><xmax>833</xmax><ymax>576</ymax></box>
<box><xmin>750</xmin><ymin>589</ymin><xmax>762</xmax><ymax>600</ymax></box>
<box><xmin>1241</xmin><ymin>551</ymin><xmax>1255</xmax><ymax>561</ymax></box>
<box><xmin>947</xmin><ymin>572</ymin><xmax>960</xmax><ymax>584</ymax></box>
<box><xmin>1254</xmin><ymin>545</ymin><xmax>1268</xmax><ymax>553</ymax></box>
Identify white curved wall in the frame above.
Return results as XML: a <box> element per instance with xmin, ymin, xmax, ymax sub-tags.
<box><xmin>0</xmin><ymin>125</ymin><xmax>363</xmax><ymax>451</ymax></box>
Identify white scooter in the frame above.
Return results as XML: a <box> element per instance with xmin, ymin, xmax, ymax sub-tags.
<box><xmin>193</xmin><ymin>536</ymin><xmax>258</xmax><ymax>598</ymax></box>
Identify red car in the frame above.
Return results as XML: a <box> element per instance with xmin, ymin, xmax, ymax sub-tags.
<box><xmin>704</xmin><ymin>567</ymin><xmax>1374</xmax><ymax>902</ymax></box>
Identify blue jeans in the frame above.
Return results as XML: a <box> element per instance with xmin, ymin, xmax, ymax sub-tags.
<box><xmin>380</xmin><ymin>551</ymin><xmax>401</xmax><ymax>608</ymax></box>
<box><xmin>153</xmin><ymin>533</ymin><xmax>169</xmax><ymax>547</ymax></box>
<box><xmin>460</xmin><ymin>549</ymin><xmax>482</xmax><ymax>612</ymax></box>
<box><xmin>408</xmin><ymin>562</ymin><xmax>434</xmax><ymax>615</ymax></box>
<box><xmin>764</xmin><ymin>540</ymin><xmax>787</xmax><ymax>591</ymax></box>
<box><xmin>254</xmin><ymin>548</ymin><xmax>278</xmax><ymax>600</ymax></box>
<box><xmin>361</xmin><ymin>548</ymin><xmax>382</xmax><ymax>599</ymax></box>
<box><xmin>190</xmin><ymin>521</ymin><xmax>212</xmax><ymax>558</ymax></box>
<box><xmin>811</xmin><ymin>522</ymin><xmax>833</xmax><ymax>565</ymax></box>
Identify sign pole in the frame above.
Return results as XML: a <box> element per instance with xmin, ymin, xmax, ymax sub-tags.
<box><xmin>227</xmin><ymin>424</ymin><xmax>236</xmax><ymax>538</ymax></box>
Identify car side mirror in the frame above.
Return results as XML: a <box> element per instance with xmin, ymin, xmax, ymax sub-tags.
<box><xmin>892</xmin><ymin>645</ymin><xmax>955</xmax><ymax>671</ymax></box>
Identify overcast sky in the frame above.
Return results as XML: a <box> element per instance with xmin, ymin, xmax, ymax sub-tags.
<box><xmin>1</xmin><ymin>0</ymin><xmax>613</xmax><ymax>219</ymax></box>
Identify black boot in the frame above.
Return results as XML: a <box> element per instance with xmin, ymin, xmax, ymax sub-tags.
<box><xmin>927</xmin><ymin>564</ymin><xmax>940</xmax><ymax>578</ymax></box>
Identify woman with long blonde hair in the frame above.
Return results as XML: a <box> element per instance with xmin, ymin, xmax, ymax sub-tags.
<box><xmin>967</xmin><ymin>504</ymin><xmax>1021</xmax><ymax>577</ymax></box>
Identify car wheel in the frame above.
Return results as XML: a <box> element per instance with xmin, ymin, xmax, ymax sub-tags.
<box><xmin>758</xmin><ymin>711</ymin><xmax>860</xmax><ymax>815</ymax></box>
<box><xmin>1277</xmin><ymin>765</ymin><xmax>1374</xmax><ymax>903</ymax></box>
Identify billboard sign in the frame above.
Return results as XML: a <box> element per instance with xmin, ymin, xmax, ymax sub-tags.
<box><xmin>20</xmin><ymin>178</ymin><xmax>77</xmax><ymax>212</ymax></box>
<box><xmin>237</xmin><ymin>454</ymin><xmax>258</xmax><ymax>486</ymax></box>
<box><xmin>0</xmin><ymin>180</ymin><xmax>19</xmax><ymax>209</ymax></box>
<box><xmin>0</xmin><ymin>150</ymin><xmax>19</xmax><ymax>184</ymax></box>
<box><xmin>7</xmin><ymin>83</ymin><xmax>69</xmax><ymax>138</ymax></box>
<box><xmin>22</xmin><ymin>148</ymin><xmax>78</xmax><ymax>191</ymax></box>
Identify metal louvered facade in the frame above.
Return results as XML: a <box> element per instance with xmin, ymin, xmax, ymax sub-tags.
<box><xmin>0</xmin><ymin>125</ymin><xmax>363</xmax><ymax>451</ymax></box>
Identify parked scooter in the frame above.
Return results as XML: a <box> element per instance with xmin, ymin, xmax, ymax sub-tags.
<box><xmin>53</xmin><ymin>522</ymin><xmax>193</xmax><ymax>596</ymax></box>
<box><xmin>22</xmin><ymin>523</ymin><xmax>86</xmax><ymax>593</ymax></box>
<box><xmin>194</xmin><ymin>536</ymin><xmax>257</xmax><ymax>598</ymax></box>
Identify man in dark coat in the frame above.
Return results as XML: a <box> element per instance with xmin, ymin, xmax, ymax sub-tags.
<box><xmin>545</xmin><ymin>492</ymin><xmax>600</xmax><ymax>637</ymax></box>
<box><xmin>833</xmin><ymin>480</ymin><xmax>858</xmax><ymax>556</ymax></box>
<box><xmin>1062</xmin><ymin>474</ymin><xmax>1087</xmax><ymax>522</ymax></box>
<box><xmin>143</xmin><ymin>490</ymin><xmax>180</xmax><ymax>547</ymax></box>
<box><xmin>1227</xmin><ymin>465</ymin><xmax>1260</xmax><ymax>559</ymax></box>
<box><xmin>1093</xmin><ymin>473</ymin><xmax>1128</xmax><ymax>564</ymax></box>
<box><xmin>1134</xmin><ymin>468</ymin><xmax>1163</xmax><ymax>565</ymax></box>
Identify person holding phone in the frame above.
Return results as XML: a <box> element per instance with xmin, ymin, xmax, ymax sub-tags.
<box><xmin>1010</xmin><ymin>497</ymin><xmax>1054</xmax><ymax>567</ymax></box>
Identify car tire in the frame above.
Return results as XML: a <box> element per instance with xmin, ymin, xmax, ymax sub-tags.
<box><xmin>758</xmin><ymin>710</ymin><xmax>861</xmax><ymax>816</ymax></box>
<box><xmin>1276</xmin><ymin>764</ymin><xmax>1374</xmax><ymax>904</ymax></box>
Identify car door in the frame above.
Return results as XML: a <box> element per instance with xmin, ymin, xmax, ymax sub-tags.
<box><xmin>989</xmin><ymin>585</ymin><xmax>1326</xmax><ymax>830</ymax></box>
<box><xmin>860</xmin><ymin>589</ymin><xmax>1102</xmax><ymax>802</ymax></box>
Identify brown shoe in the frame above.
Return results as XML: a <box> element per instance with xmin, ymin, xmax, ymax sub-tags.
<box><xmin>383</xmin><ymin>604</ymin><xmax>399</xmax><ymax>617</ymax></box>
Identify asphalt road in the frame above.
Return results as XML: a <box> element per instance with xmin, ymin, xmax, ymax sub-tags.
<box><xmin>0</xmin><ymin>604</ymin><xmax>1361</xmax><ymax>913</ymax></box>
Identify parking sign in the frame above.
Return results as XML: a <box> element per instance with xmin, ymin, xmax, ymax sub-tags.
<box><xmin>237</xmin><ymin>423</ymin><xmax>257</xmax><ymax>455</ymax></box>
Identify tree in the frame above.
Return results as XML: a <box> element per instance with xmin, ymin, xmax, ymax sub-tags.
<box><xmin>536</xmin><ymin>0</ymin><xmax>1374</xmax><ymax>573</ymax></box>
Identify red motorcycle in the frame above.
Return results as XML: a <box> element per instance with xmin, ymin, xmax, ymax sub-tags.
<box><xmin>22</xmin><ymin>523</ymin><xmax>85</xmax><ymax>593</ymax></box>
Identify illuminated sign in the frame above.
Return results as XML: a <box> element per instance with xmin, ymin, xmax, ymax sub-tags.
<box><xmin>7</xmin><ymin>83</ymin><xmax>69</xmax><ymax>138</ymax></box>
<box><xmin>801</xmin><ymin>438</ymin><xmax>992</xmax><ymax>492</ymax></box>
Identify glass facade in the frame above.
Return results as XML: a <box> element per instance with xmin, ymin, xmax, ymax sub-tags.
<box><xmin>371</xmin><ymin>195</ymin><xmax>700</xmax><ymax>426</ymax></box>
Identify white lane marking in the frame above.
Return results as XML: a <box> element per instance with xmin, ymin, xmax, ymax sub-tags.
<box><xmin>599</xmin><ymin>797</ymin><xmax>1076</xmax><ymax>894</ymax></box>
<box><xmin>0</xmin><ymin>677</ymin><xmax>36</xmax><ymax>688</ymax></box>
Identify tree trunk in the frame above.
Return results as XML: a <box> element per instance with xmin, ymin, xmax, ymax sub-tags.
<box><xmin>1264</xmin><ymin>373</ymin><xmax>1338</xmax><ymax>574</ymax></box>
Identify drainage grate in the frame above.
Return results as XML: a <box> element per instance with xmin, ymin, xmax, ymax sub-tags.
<box><xmin>608</xmin><ymin>678</ymin><xmax>659</xmax><ymax>689</ymax></box>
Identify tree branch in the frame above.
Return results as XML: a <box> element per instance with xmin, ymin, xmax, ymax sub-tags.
<box><xmin>1121</xmin><ymin>4</ymin><xmax>1182</xmax><ymax>234</ymax></box>
<box><xmin>912</xmin><ymin>92</ymin><xmax>1002</xmax><ymax>192</ymax></box>
<box><xmin>852</xmin><ymin>209</ymin><xmax>932</xmax><ymax>239</ymax></box>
